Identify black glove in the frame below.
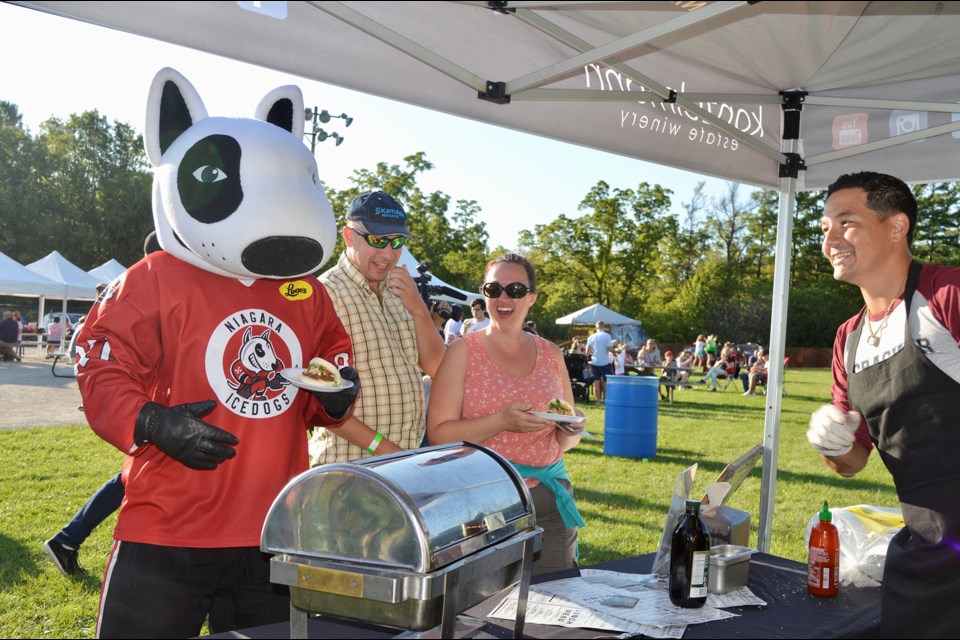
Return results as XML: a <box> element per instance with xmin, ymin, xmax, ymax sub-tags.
<box><xmin>311</xmin><ymin>366</ymin><xmax>360</xmax><ymax>419</ymax></box>
<box><xmin>134</xmin><ymin>400</ymin><xmax>239</xmax><ymax>470</ymax></box>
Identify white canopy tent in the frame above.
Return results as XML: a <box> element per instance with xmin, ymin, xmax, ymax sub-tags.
<box><xmin>555</xmin><ymin>302</ymin><xmax>645</xmax><ymax>347</ymax></box>
<box><xmin>0</xmin><ymin>250</ymin><xmax>67</xmax><ymax>328</ymax></box>
<box><xmin>555</xmin><ymin>303</ymin><xmax>642</xmax><ymax>327</ymax></box>
<box><xmin>12</xmin><ymin>0</ymin><xmax>960</xmax><ymax>551</ymax></box>
<box><xmin>0</xmin><ymin>250</ymin><xmax>64</xmax><ymax>298</ymax></box>
<box><xmin>87</xmin><ymin>258</ymin><xmax>127</xmax><ymax>284</ymax></box>
<box><xmin>26</xmin><ymin>250</ymin><xmax>102</xmax><ymax>329</ymax></box>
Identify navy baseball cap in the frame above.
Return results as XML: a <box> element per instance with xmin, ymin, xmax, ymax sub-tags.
<box><xmin>346</xmin><ymin>191</ymin><xmax>411</xmax><ymax>238</ymax></box>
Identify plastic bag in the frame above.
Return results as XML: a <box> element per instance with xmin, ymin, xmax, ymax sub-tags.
<box><xmin>804</xmin><ymin>504</ymin><xmax>903</xmax><ymax>588</ymax></box>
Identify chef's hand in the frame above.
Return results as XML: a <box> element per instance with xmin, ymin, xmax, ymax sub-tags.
<box><xmin>312</xmin><ymin>366</ymin><xmax>360</xmax><ymax>419</ymax></box>
<box><xmin>807</xmin><ymin>404</ymin><xmax>861</xmax><ymax>457</ymax></box>
<box><xmin>135</xmin><ymin>400</ymin><xmax>238</xmax><ymax>470</ymax></box>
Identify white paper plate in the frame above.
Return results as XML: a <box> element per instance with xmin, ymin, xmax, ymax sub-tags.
<box><xmin>279</xmin><ymin>368</ymin><xmax>354</xmax><ymax>393</ymax></box>
<box><xmin>529</xmin><ymin>411</ymin><xmax>585</xmax><ymax>425</ymax></box>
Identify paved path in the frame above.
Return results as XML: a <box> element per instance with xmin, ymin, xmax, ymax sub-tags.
<box><xmin>0</xmin><ymin>354</ymin><xmax>87</xmax><ymax>430</ymax></box>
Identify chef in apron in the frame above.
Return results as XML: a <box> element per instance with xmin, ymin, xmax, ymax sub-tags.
<box><xmin>808</xmin><ymin>171</ymin><xmax>960</xmax><ymax>638</ymax></box>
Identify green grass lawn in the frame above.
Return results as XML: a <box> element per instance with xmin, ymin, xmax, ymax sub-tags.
<box><xmin>0</xmin><ymin>368</ymin><xmax>897</xmax><ymax>638</ymax></box>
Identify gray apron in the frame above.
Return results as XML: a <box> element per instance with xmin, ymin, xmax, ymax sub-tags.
<box><xmin>845</xmin><ymin>261</ymin><xmax>960</xmax><ymax>638</ymax></box>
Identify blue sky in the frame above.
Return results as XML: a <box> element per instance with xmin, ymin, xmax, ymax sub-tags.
<box><xmin>0</xmin><ymin>2</ymin><xmax>733</xmax><ymax>251</ymax></box>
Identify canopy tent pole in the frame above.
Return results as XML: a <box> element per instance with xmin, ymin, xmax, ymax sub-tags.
<box><xmin>758</xmin><ymin>177</ymin><xmax>795</xmax><ymax>553</ymax></box>
<box><xmin>757</xmin><ymin>92</ymin><xmax>803</xmax><ymax>553</ymax></box>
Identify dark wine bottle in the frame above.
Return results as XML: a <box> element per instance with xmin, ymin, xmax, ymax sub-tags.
<box><xmin>669</xmin><ymin>499</ymin><xmax>711</xmax><ymax>608</ymax></box>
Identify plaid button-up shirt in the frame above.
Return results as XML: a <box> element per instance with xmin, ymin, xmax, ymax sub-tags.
<box><xmin>313</xmin><ymin>253</ymin><xmax>425</xmax><ymax>463</ymax></box>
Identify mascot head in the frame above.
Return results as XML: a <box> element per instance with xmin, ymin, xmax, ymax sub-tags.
<box><xmin>144</xmin><ymin>67</ymin><xmax>337</xmax><ymax>280</ymax></box>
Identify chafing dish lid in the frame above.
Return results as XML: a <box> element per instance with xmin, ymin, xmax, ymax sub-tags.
<box><xmin>261</xmin><ymin>443</ymin><xmax>533</xmax><ymax>572</ymax></box>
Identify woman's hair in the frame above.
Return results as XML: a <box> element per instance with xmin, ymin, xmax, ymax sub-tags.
<box><xmin>485</xmin><ymin>253</ymin><xmax>537</xmax><ymax>291</ymax></box>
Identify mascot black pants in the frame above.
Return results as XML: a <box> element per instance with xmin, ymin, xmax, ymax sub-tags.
<box><xmin>98</xmin><ymin>541</ymin><xmax>289</xmax><ymax>639</ymax></box>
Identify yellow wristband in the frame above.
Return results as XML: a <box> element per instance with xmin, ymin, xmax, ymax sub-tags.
<box><xmin>367</xmin><ymin>432</ymin><xmax>384</xmax><ymax>454</ymax></box>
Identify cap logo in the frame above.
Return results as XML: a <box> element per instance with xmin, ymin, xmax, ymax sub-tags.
<box><xmin>374</xmin><ymin>206</ymin><xmax>405</xmax><ymax>219</ymax></box>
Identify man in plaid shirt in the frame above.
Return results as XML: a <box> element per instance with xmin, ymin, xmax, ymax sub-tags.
<box><xmin>313</xmin><ymin>191</ymin><xmax>447</xmax><ymax>463</ymax></box>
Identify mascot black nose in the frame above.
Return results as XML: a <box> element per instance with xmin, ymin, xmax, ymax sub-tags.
<box><xmin>242</xmin><ymin>237</ymin><xmax>324</xmax><ymax>277</ymax></box>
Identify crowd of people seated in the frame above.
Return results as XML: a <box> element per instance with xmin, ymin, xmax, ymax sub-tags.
<box><xmin>559</xmin><ymin>333</ymin><xmax>771</xmax><ymax>400</ymax></box>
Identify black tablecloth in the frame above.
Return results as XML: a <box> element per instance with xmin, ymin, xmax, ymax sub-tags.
<box><xmin>210</xmin><ymin>553</ymin><xmax>881</xmax><ymax>639</ymax></box>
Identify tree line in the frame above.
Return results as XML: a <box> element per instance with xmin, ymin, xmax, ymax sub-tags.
<box><xmin>3</xmin><ymin>101</ymin><xmax>959</xmax><ymax>348</ymax></box>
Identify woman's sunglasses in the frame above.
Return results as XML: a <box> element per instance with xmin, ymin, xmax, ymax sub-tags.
<box><xmin>481</xmin><ymin>282</ymin><xmax>535</xmax><ymax>299</ymax></box>
<box><xmin>349</xmin><ymin>227</ymin><xmax>406</xmax><ymax>250</ymax></box>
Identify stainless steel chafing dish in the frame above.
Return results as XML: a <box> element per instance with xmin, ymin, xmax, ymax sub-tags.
<box><xmin>261</xmin><ymin>442</ymin><xmax>542</xmax><ymax>638</ymax></box>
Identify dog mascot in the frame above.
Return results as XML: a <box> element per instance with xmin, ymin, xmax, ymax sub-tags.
<box><xmin>76</xmin><ymin>68</ymin><xmax>359</xmax><ymax>638</ymax></box>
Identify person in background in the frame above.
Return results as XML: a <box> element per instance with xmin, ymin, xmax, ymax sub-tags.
<box><xmin>721</xmin><ymin>341</ymin><xmax>741</xmax><ymax>378</ymax></box>
<box><xmin>638</xmin><ymin>338</ymin><xmax>662</xmax><ymax>376</ymax></box>
<box><xmin>658</xmin><ymin>350</ymin><xmax>678</xmax><ymax>400</ymax></box>
<box><xmin>13</xmin><ymin>311</ymin><xmax>24</xmax><ymax>342</ymax></box>
<box><xmin>428</xmin><ymin>253</ymin><xmax>584</xmax><ymax>576</ymax></box>
<box><xmin>741</xmin><ymin>351</ymin><xmax>768</xmax><ymax>396</ymax></box>
<box><xmin>459</xmin><ymin>298</ymin><xmax>490</xmax><ymax>335</ymax></box>
<box><xmin>692</xmin><ymin>334</ymin><xmax>706</xmax><ymax>370</ymax></box>
<box><xmin>444</xmin><ymin>305</ymin><xmax>464</xmax><ymax>344</ymax></box>
<box><xmin>675</xmin><ymin>349</ymin><xmax>694</xmax><ymax>386</ymax></box>
<box><xmin>698</xmin><ymin>357</ymin><xmax>729</xmax><ymax>392</ymax></box>
<box><xmin>704</xmin><ymin>333</ymin><xmax>719</xmax><ymax>368</ymax></box>
<box><xmin>524</xmin><ymin>320</ymin><xmax>538</xmax><ymax>335</ymax></box>
<box><xmin>586</xmin><ymin>321</ymin><xmax>614</xmax><ymax>403</ymax></box>
<box><xmin>44</xmin><ymin>287</ymin><xmax>113</xmax><ymax>576</ymax></box>
<box><xmin>45</xmin><ymin>316</ymin><xmax>64</xmax><ymax>358</ymax></box>
<box><xmin>0</xmin><ymin>311</ymin><xmax>20</xmax><ymax>362</ymax></box>
<box><xmin>807</xmin><ymin>171</ymin><xmax>960</xmax><ymax>637</ymax></box>
<box><xmin>312</xmin><ymin>191</ymin><xmax>446</xmax><ymax>464</ymax></box>
<box><xmin>428</xmin><ymin>300</ymin><xmax>453</xmax><ymax>339</ymax></box>
<box><xmin>612</xmin><ymin>340</ymin><xmax>626</xmax><ymax>375</ymax></box>
<box><xmin>740</xmin><ymin>346</ymin><xmax>764</xmax><ymax>392</ymax></box>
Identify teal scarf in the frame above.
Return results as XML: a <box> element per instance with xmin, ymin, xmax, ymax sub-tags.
<box><xmin>511</xmin><ymin>458</ymin><xmax>586</xmax><ymax>530</ymax></box>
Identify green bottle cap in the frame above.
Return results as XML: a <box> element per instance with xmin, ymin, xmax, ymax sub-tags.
<box><xmin>686</xmin><ymin>499</ymin><xmax>701</xmax><ymax>511</ymax></box>
<box><xmin>819</xmin><ymin>500</ymin><xmax>832</xmax><ymax>522</ymax></box>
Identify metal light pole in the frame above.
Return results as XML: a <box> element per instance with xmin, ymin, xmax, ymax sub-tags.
<box><xmin>304</xmin><ymin>107</ymin><xmax>353</xmax><ymax>152</ymax></box>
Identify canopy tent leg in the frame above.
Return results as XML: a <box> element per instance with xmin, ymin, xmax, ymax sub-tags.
<box><xmin>758</xmin><ymin>150</ymin><xmax>798</xmax><ymax>554</ymax></box>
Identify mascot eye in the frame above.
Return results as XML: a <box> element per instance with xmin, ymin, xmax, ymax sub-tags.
<box><xmin>192</xmin><ymin>165</ymin><xmax>228</xmax><ymax>183</ymax></box>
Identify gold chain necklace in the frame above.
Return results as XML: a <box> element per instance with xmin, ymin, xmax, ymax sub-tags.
<box><xmin>865</xmin><ymin>275</ymin><xmax>908</xmax><ymax>347</ymax></box>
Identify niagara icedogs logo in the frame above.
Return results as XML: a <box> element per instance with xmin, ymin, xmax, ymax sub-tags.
<box><xmin>205</xmin><ymin>308</ymin><xmax>303</xmax><ymax>418</ymax></box>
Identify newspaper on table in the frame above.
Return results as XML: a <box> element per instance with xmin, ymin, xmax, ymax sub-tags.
<box><xmin>489</xmin><ymin>569</ymin><xmax>765</xmax><ymax>637</ymax></box>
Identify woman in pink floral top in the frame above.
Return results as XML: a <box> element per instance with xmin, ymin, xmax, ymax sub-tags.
<box><xmin>428</xmin><ymin>253</ymin><xmax>585</xmax><ymax>574</ymax></box>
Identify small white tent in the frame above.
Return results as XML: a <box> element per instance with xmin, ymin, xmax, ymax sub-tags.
<box><xmin>87</xmin><ymin>258</ymin><xmax>127</xmax><ymax>284</ymax></box>
<box><xmin>555</xmin><ymin>303</ymin><xmax>642</xmax><ymax>328</ymax></box>
<box><xmin>26</xmin><ymin>250</ymin><xmax>102</xmax><ymax>328</ymax></box>
<box><xmin>556</xmin><ymin>303</ymin><xmax>645</xmax><ymax>347</ymax></box>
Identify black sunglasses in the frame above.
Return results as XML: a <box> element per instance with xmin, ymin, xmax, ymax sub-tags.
<box><xmin>349</xmin><ymin>227</ymin><xmax>406</xmax><ymax>249</ymax></box>
<box><xmin>481</xmin><ymin>281</ymin><xmax>535</xmax><ymax>299</ymax></box>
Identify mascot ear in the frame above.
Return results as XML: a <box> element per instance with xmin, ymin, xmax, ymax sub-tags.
<box><xmin>144</xmin><ymin>67</ymin><xmax>209</xmax><ymax>167</ymax></box>
<box><xmin>255</xmin><ymin>85</ymin><xmax>305</xmax><ymax>139</ymax></box>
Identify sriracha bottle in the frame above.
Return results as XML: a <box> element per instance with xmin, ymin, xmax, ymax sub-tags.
<box><xmin>807</xmin><ymin>500</ymin><xmax>839</xmax><ymax>597</ymax></box>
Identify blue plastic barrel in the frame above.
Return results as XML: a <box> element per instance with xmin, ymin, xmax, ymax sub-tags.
<box><xmin>604</xmin><ymin>376</ymin><xmax>658</xmax><ymax>458</ymax></box>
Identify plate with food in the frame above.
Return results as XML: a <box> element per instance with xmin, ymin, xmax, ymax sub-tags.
<box><xmin>529</xmin><ymin>398</ymin><xmax>588</xmax><ymax>431</ymax></box>
<box><xmin>280</xmin><ymin>358</ymin><xmax>354</xmax><ymax>393</ymax></box>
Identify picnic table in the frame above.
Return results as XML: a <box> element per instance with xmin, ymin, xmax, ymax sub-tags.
<box><xmin>658</xmin><ymin>365</ymin><xmax>692</xmax><ymax>403</ymax></box>
<box><xmin>17</xmin><ymin>333</ymin><xmax>46</xmax><ymax>358</ymax></box>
